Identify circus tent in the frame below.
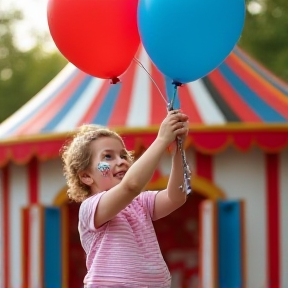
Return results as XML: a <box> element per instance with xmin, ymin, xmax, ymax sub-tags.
<box><xmin>0</xmin><ymin>45</ymin><xmax>288</xmax><ymax>166</ymax></box>
<box><xmin>0</xmin><ymin>45</ymin><xmax>288</xmax><ymax>288</ymax></box>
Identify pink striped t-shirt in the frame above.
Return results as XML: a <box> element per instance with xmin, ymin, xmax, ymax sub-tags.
<box><xmin>78</xmin><ymin>190</ymin><xmax>171</xmax><ymax>288</ymax></box>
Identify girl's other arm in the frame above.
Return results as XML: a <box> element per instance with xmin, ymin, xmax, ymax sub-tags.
<box><xmin>153</xmin><ymin>122</ymin><xmax>190</xmax><ymax>221</ymax></box>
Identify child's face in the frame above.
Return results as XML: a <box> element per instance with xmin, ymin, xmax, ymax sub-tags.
<box><xmin>87</xmin><ymin>136</ymin><xmax>131</xmax><ymax>192</ymax></box>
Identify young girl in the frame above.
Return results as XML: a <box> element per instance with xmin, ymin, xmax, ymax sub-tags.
<box><xmin>61</xmin><ymin>110</ymin><xmax>190</xmax><ymax>287</ymax></box>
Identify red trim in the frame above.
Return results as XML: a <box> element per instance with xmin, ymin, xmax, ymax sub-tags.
<box><xmin>150</xmin><ymin>63</ymin><xmax>167</xmax><ymax>125</ymax></box>
<box><xmin>28</xmin><ymin>158</ymin><xmax>38</xmax><ymax>204</ymax></box>
<box><xmin>2</xmin><ymin>166</ymin><xmax>10</xmax><ymax>288</ymax></box>
<box><xmin>196</xmin><ymin>152</ymin><xmax>213</xmax><ymax>181</ymax></box>
<box><xmin>0</xmin><ymin>138</ymin><xmax>65</xmax><ymax>167</ymax></box>
<box><xmin>0</xmin><ymin>128</ymin><xmax>288</xmax><ymax>166</ymax></box>
<box><xmin>22</xmin><ymin>208</ymin><xmax>30</xmax><ymax>288</ymax></box>
<box><xmin>266</xmin><ymin>154</ymin><xmax>280</xmax><ymax>288</ymax></box>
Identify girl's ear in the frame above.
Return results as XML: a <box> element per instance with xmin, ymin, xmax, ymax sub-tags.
<box><xmin>79</xmin><ymin>171</ymin><xmax>93</xmax><ymax>186</ymax></box>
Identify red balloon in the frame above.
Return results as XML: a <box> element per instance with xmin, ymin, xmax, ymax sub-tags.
<box><xmin>47</xmin><ymin>0</ymin><xmax>140</xmax><ymax>80</ymax></box>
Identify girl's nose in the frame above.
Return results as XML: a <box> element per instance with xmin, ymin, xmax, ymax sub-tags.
<box><xmin>117</xmin><ymin>156</ymin><xmax>126</xmax><ymax>166</ymax></box>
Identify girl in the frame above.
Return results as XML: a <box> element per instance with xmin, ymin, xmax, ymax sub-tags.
<box><xmin>61</xmin><ymin>110</ymin><xmax>190</xmax><ymax>287</ymax></box>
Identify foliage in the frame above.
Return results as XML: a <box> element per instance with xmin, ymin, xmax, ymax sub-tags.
<box><xmin>0</xmin><ymin>9</ymin><xmax>67</xmax><ymax>123</ymax></box>
<box><xmin>239</xmin><ymin>0</ymin><xmax>288</xmax><ymax>80</ymax></box>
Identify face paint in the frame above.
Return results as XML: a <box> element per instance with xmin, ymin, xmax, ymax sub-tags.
<box><xmin>97</xmin><ymin>162</ymin><xmax>110</xmax><ymax>177</ymax></box>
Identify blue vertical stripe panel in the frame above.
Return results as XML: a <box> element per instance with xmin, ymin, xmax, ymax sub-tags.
<box><xmin>44</xmin><ymin>208</ymin><xmax>62</xmax><ymax>288</ymax></box>
<box><xmin>92</xmin><ymin>82</ymin><xmax>122</xmax><ymax>126</ymax></box>
<box><xmin>217</xmin><ymin>201</ymin><xmax>242</xmax><ymax>288</ymax></box>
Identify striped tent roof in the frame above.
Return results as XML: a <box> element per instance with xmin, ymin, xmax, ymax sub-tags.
<box><xmin>0</xmin><ymin>46</ymin><xmax>288</xmax><ymax>166</ymax></box>
<box><xmin>0</xmin><ymin>45</ymin><xmax>288</xmax><ymax>140</ymax></box>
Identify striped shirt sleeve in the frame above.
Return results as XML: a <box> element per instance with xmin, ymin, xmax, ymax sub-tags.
<box><xmin>79</xmin><ymin>191</ymin><xmax>106</xmax><ymax>232</ymax></box>
<box><xmin>139</xmin><ymin>190</ymin><xmax>159</xmax><ymax>218</ymax></box>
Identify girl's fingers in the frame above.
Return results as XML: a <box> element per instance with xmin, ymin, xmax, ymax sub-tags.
<box><xmin>174</xmin><ymin>121</ymin><xmax>189</xmax><ymax>135</ymax></box>
<box><xmin>169</xmin><ymin>114</ymin><xmax>188</xmax><ymax>126</ymax></box>
<box><xmin>172</xmin><ymin>121</ymin><xmax>186</xmax><ymax>131</ymax></box>
<box><xmin>169</xmin><ymin>109</ymin><xmax>181</xmax><ymax>116</ymax></box>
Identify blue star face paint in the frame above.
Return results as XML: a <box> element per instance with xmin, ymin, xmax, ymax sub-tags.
<box><xmin>97</xmin><ymin>162</ymin><xmax>110</xmax><ymax>177</ymax></box>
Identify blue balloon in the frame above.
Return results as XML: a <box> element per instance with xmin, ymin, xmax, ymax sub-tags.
<box><xmin>138</xmin><ymin>0</ymin><xmax>246</xmax><ymax>83</ymax></box>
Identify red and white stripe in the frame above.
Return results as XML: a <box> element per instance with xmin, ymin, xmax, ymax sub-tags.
<box><xmin>23</xmin><ymin>206</ymin><xmax>43</xmax><ymax>288</ymax></box>
<box><xmin>199</xmin><ymin>200</ymin><xmax>217</xmax><ymax>288</ymax></box>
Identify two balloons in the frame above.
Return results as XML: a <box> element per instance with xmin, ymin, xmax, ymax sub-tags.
<box><xmin>47</xmin><ymin>0</ymin><xmax>245</xmax><ymax>83</ymax></box>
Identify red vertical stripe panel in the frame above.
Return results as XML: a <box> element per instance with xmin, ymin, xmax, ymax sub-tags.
<box><xmin>28</xmin><ymin>158</ymin><xmax>38</xmax><ymax>204</ymax></box>
<box><xmin>266</xmin><ymin>153</ymin><xmax>280</xmax><ymax>288</ymax></box>
<box><xmin>22</xmin><ymin>208</ymin><xmax>30</xmax><ymax>288</ymax></box>
<box><xmin>196</xmin><ymin>152</ymin><xmax>213</xmax><ymax>181</ymax></box>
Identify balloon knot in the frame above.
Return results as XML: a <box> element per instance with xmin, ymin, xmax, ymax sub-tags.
<box><xmin>172</xmin><ymin>81</ymin><xmax>183</xmax><ymax>87</ymax></box>
<box><xmin>110</xmin><ymin>77</ymin><xmax>120</xmax><ymax>84</ymax></box>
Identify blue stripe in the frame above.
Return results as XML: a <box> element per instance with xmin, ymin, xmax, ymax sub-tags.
<box><xmin>44</xmin><ymin>208</ymin><xmax>62</xmax><ymax>288</ymax></box>
<box><xmin>218</xmin><ymin>201</ymin><xmax>242</xmax><ymax>288</ymax></box>
<box><xmin>219</xmin><ymin>63</ymin><xmax>286</xmax><ymax>122</ymax></box>
<box><xmin>91</xmin><ymin>83</ymin><xmax>122</xmax><ymax>125</ymax></box>
<box><xmin>41</xmin><ymin>75</ymin><xmax>94</xmax><ymax>132</ymax></box>
<box><xmin>234</xmin><ymin>48</ymin><xmax>288</xmax><ymax>97</ymax></box>
<box><xmin>2</xmin><ymin>69</ymin><xmax>79</xmax><ymax>138</ymax></box>
<box><xmin>165</xmin><ymin>76</ymin><xmax>180</xmax><ymax>109</ymax></box>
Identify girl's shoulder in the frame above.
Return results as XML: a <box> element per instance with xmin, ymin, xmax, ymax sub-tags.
<box><xmin>82</xmin><ymin>191</ymin><xmax>106</xmax><ymax>204</ymax></box>
<box><xmin>79</xmin><ymin>191</ymin><xmax>106</xmax><ymax>216</ymax></box>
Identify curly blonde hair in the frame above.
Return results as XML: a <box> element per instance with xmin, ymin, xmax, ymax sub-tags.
<box><xmin>61</xmin><ymin>124</ymin><xmax>134</xmax><ymax>202</ymax></box>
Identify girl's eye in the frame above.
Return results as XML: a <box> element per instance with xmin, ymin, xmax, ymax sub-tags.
<box><xmin>120</xmin><ymin>154</ymin><xmax>128</xmax><ymax>160</ymax></box>
<box><xmin>104</xmin><ymin>154</ymin><xmax>112</xmax><ymax>160</ymax></box>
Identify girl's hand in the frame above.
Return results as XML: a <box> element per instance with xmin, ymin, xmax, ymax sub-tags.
<box><xmin>157</xmin><ymin>110</ymin><xmax>189</xmax><ymax>146</ymax></box>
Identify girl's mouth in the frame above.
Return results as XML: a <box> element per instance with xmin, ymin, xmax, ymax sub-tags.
<box><xmin>114</xmin><ymin>171</ymin><xmax>126</xmax><ymax>179</ymax></box>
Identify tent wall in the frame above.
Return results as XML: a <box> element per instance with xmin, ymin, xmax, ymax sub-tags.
<box><xmin>0</xmin><ymin>148</ymin><xmax>288</xmax><ymax>288</ymax></box>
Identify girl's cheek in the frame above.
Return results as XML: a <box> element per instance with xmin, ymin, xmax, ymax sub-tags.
<box><xmin>97</xmin><ymin>162</ymin><xmax>110</xmax><ymax>177</ymax></box>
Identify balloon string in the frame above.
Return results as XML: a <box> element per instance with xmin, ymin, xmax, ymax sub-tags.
<box><xmin>168</xmin><ymin>84</ymin><xmax>192</xmax><ymax>196</ymax></box>
<box><xmin>133</xmin><ymin>57</ymin><xmax>168</xmax><ymax>105</ymax></box>
<box><xmin>167</xmin><ymin>84</ymin><xmax>178</xmax><ymax>111</ymax></box>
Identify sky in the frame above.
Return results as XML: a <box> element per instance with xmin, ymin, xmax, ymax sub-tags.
<box><xmin>2</xmin><ymin>0</ymin><xmax>56</xmax><ymax>51</ymax></box>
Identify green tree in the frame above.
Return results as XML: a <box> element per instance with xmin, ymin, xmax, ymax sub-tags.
<box><xmin>0</xmin><ymin>9</ymin><xmax>67</xmax><ymax>123</ymax></box>
<box><xmin>239</xmin><ymin>0</ymin><xmax>288</xmax><ymax>81</ymax></box>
